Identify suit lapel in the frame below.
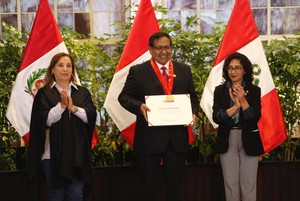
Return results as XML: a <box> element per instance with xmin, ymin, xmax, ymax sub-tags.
<box><xmin>145</xmin><ymin>62</ymin><xmax>166</xmax><ymax>94</ymax></box>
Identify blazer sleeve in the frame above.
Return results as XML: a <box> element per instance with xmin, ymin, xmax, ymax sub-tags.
<box><xmin>212</xmin><ymin>85</ymin><xmax>231</xmax><ymax>125</ymax></box>
<box><xmin>118</xmin><ymin>65</ymin><xmax>144</xmax><ymax>115</ymax></box>
<box><xmin>241</xmin><ymin>85</ymin><xmax>261</xmax><ymax>129</ymax></box>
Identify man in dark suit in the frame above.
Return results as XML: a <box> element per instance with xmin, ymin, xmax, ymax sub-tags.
<box><xmin>118</xmin><ymin>32</ymin><xmax>199</xmax><ymax>201</ymax></box>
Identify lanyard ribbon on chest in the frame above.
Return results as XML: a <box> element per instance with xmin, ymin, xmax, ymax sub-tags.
<box><xmin>150</xmin><ymin>58</ymin><xmax>174</xmax><ymax>95</ymax></box>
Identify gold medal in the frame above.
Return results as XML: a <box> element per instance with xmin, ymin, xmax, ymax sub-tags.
<box><xmin>166</xmin><ymin>95</ymin><xmax>174</xmax><ymax>102</ymax></box>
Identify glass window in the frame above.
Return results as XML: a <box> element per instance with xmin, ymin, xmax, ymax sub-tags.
<box><xmin>167</xmin><ymin>0</ymin><xmax>180</xmax><ymax>10</ymax></box>
<box><xmin>183</xmin><ymin>0</ymin><xmax>197</xmax><ymax>9</ymax></box>
<box><xmin>271</xmin><ymin>8</ymin><xmax>284</xmax><ymax>34</ymax></box>
<box><xmin>284</xmin><ymin>8</ymin><xmax>300</xmax><ymax>34</ymax></box>
<box><xmin>182</xmin><ymin>9</ymin><xmax>197</xmax><ymax>31</ymax></box>
<box><xmin>288</xmin><ymin>0</ymin><xmax>300</xmax><ymax>6</ymax></box>
<box><xmin>93</xmin><ymin>0</ymin><xmax>124</xmax><ymax>38</ymax></box>
<box><xmin>21</xmin><ymin>13</ymin><xmax>35</xmax><ymax>33</ymax></box>
<box><xmin>200</xmin><ymin>0</ymin><xmax>231</xmax><ymax>9</ymax></box>
<box><xmin>21</xmin><ymin>0</ymin><xmax>38</xmax><ymax>12</ymax></box>
<box><xmin>75</xmin><ymin>13</ymin><xmax>90</xmax><ymax>37</ymax></box>
<box><xmin>74</xmin><ymin>0</ymin><xmax>89</xmax><ymax>12</ymax></box>
<box><xmin>58</xmin><ymin>13</ymin><xmax>73</xmax><ymax>28</ymax></box>
<box><xmin>2</xmin><ymin>14</ymin><xmax>17</xmax><ymax>28</ymax></box>
<box><xmin>253</xmin><ymin>9</ymin><xmax>267</xmax><ymax>35</ymax></box>
<box><xmin>271</xmin><ymin>0</ymin><xmax>286</xmax><ymax>7</ymax></box>
<box><xmin>94</xmin><ymin>12</ymin><xmax>110</xmax><ymax>37</ymax></box>
<box><xmin>0</xmin><ymin>0</ymin><xmax>17</xmax><ymax>12</ymax></box>
<box><xmin>168</xmin><ymin>11</ymin><xmax>181</xmax><ymax>23</ymax></box>
<box><xmin>200</xmin><ymin>11</ymin><xmax>217</xmax><ymax>34</ymax></box>
<box><xmin>0</xmin><ymin>0</ymin><xmax>299</xmax><ymax>39</ymax></box>
<box><xmin>250</xmin><ymin>0</ymin><xmax>267</xmax><ymax>7</ymax></box>
<box><xmin>58</xmin><ymin>0</ymin><xmax>73</xmax><ymax>12</ymax></box>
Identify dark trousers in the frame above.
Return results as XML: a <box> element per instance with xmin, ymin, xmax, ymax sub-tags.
<box><xmin>137</xmin><ymin>142</ymin><xmax>186</xmax><ymax>201</ymax></box>
<box><xmin>42</xmin><ymin>159</ymin><xmax>84</xmax><ymax>201</ymax></box>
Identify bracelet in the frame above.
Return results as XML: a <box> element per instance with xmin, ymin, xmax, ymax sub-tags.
<box><xmin>72</xmin><ymin>106</ymin><xmax>79</xmax><ymax>113</ymax></box>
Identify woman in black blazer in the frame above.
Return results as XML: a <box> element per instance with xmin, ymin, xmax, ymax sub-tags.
<box><xmin>212</xmin><ymin>52</ymin><xmax>264</xmax><ymax>201</ymax></box>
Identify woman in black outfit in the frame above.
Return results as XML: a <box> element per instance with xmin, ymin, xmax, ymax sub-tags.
<box><xmin>213</xmin><ymin>52</ymin><xmax>264</xmax><ymax>201</ymax></box>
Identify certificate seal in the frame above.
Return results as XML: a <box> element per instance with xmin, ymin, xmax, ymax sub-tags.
<box><xmin>166</xmin><ymin>95</ymin><xmax>174</xmax><ymax>102</ymax></box>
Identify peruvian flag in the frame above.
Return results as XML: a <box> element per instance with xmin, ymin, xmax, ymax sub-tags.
<box><xmin>104</xmin><ymin>0</ymin><xmax>160</xmax><ymax>148</ymax></box>
<box><xmin>6</xmin><ymin>0</ymin><xmax>98</xmax><ymax>148</ymax></box>
<box><xmin>200</xmin><ymin>0</ymin><xmax>287</xmax><ymax>154</ymax></box>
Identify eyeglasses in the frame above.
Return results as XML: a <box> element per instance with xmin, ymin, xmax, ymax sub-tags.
<box><xmin>152</xmin><ymin>46</ymin><xmax>171</xmax><ymax>52</ymax></box>
<box><xmin>226</xmin><ymin>65</ymin><xmax>244</xmax><ymax>72</ymax></box>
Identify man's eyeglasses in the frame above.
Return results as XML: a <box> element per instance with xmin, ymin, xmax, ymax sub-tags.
<box><xmin>152</xmin><ymin>46</ymin><xmax>171</xmax><ymax>51</ymax></box>
<box><xmin>226</xmin><ymin>65</ymin><xmax>244</xmax><ymax>72</ymax></box>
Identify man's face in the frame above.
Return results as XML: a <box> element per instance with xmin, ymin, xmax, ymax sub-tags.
<box><xmin>149</xmin><ymin>36</ymin><xmax>172</xmax><ymax>65</ymax></box>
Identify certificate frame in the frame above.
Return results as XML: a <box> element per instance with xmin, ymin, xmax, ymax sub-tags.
<box><xmin>145</xmin><ymin>94</ymin><xmax>193</xmax><ymax>126</ymax></box>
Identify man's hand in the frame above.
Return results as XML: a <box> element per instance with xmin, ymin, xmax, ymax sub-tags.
<box><xmin>140</xmin><ymin>103</ymin><xmax>151</xmax><ymax>122</ymax></box>
<box><xmin>187</xmin><ymin>114</ymin><xmax>197</xmax><ymax>127</ymax></box>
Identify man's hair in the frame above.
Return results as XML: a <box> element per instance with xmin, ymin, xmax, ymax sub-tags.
<box><xmin>149</xmin><ymin>32</ymin><xmax>172</xmax><ymax>47</ymax></box>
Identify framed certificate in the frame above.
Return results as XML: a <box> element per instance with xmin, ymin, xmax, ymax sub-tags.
<box><xmin>145</xmin><ymin>94</ymin><xmax>193</xmax><ymax>126</ymax></box>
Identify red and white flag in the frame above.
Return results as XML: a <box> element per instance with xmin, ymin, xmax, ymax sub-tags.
<box><xmin>6</xmin><ymin>0</ymin><xmax>98</xmax><ymax>148</ymax></box>
<box><xmin>200</xmin><ymin>0</ymin><xmax>287</xmax><ymax>154</ymax></box>
<box><xmin>104</xmin><ymin>0</ymin><xmax>160</xmax><ymax>148</ymax></box>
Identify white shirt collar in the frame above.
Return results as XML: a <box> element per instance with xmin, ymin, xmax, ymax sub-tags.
<box><xmin>50</xmin><ymin>81</ymin><xmax>79</xmax><ymax>91</ymax></box>
<box><xmin>155</xmin><ymin>61</ymin><xmax>170</xmax><ymax>74</ymax></box>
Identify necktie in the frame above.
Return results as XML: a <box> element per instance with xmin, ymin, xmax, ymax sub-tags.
<box><xmin>161</xmin><ymin>66</ymin><xmax>169</xmax><ymax>84</ymax></box>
